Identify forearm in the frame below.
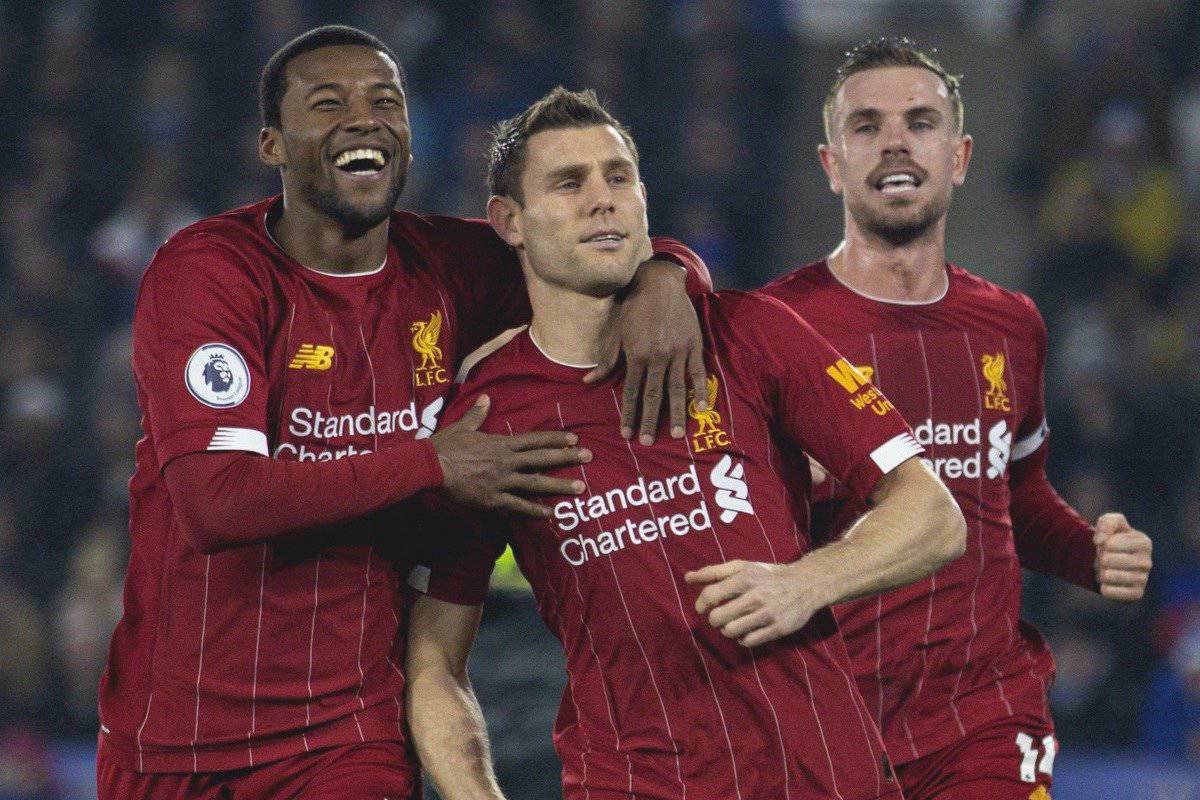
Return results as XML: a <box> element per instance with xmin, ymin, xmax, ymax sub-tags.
<box><xmin>1009</xmin><ymin>449</ymin><xmax>1099</xmax><ymax>591</ymax></box>
<box><xmin>799</xmin><ymin>461</ymin><xmax>966</xmax><ymax>606</ymax></box>
<box><xmin>165</xmin><ymin>441</ymin><xmax>443</xmax><ymax>554</ymax></box>
<box><xmin>648</xmin><ymin>236</ymin><xmax>712</xmax><ymax>295</ymax></box>
<box><xmin>408</xmin><ymin>668</ymin><xmax>505</xmax><ymax>800</ymax></box>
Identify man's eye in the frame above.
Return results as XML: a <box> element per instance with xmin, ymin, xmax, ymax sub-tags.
<box><xmin>375</xmin><ymin>97</ymin><xmax>400</xmax><ymax>107</ymax></box>
<box><xmin>911</xmin><ymin>120</ymin><xmax>933</xmax><ymax>131</ymax></box>
<box><xmin>312</xmin><ymin>99</ymin><xmax>340</xmax><ymax>109</ymax></box>
<box><xmin>854</xmin><ymin>124</ymin><xmax>876</xmax><ymax>134</ymax></box>
<box><xmin>610</xmin><ymin>173</ymin><xmax>629</xmax><ymax>183</ymax></box>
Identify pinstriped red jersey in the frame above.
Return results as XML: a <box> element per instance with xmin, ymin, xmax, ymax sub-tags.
<box><xmin>101</xmin><ymin>197</ymin><xmax>529</xmax><ymax>774</ymax></box>
<box><xmin>761</xmin><ymin>261</ymin><xmax>1057</xmax><ymax>763</ymax></box>
<box><xmin>420</xmin><ymin>291</ymin><xmax>921</xmax><ymax>800</ymax></box>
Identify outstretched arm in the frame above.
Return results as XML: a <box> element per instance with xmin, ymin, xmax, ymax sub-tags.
<box><xmin>407</xmin><ymin>594</ymin><xmax>506</xmax><ymax>800</ymax></box>
<box><xmin>688</xmin><ymin>457</ymin><xmax>966</xmax><ymax>647</ymax></box>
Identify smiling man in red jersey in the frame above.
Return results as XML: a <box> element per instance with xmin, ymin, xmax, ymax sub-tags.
<box><xmin>758</xmin><ymin>37</ymin><xmax>1154</xmax><ymax>800</ymax></box>
<box><xmin>403</xmin><ymin>87</ymin><xmax>967</xmax><ymax>800</ymax></box>
<box><xmin>96</xmin><ymin>25</ymin><xmax>713</xmax><ymax>800</ymax></box>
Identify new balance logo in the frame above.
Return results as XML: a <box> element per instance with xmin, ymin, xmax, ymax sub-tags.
<box><xmin>289</xmin><ymin>344</ymin><xmax>334</xmax><ymax>370</ymax></box>
<box><xmin>710</xmin><ymin>454</ymin><xmax>754</xmax><ymax>523</ymax></box>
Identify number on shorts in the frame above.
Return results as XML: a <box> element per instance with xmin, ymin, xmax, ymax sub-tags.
<box><xmin>1015</xmin><ymin>732</ymin><xmax>1057</xmax><ymax>783</ymax></box>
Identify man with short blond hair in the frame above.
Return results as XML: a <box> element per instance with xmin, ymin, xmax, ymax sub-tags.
<box><xmin>761</xmin><ymin>36</ymin><xmax>1153</xmax><ymax>799</ymax></box>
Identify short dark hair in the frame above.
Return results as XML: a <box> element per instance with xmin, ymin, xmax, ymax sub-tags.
<box><xmin>259</xmin><ymin>25</ymin><xmax>403</xmax><ymax>129</ymax></box>
<box><xmin>823</xmin><ymin>36</ymin><xmax>964</xmax><ymax>142</ymax></box>
<box><xmin>488</xmin><ymin>87</ymin><xmax>638</xmax><ymax>203</ymax></box>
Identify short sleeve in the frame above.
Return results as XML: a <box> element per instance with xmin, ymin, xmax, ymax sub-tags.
<box><xmin>406</xmin><ymin>495</ymin><xmax>509</xmax><ymax>606</ymax></box>
<box><xmin>740</xmin><ymin>293</ymin><xmax>922</xmax><ymax>501</ymax></box>
<box><xmin>133</xmin><ymin>235</ymin><xmax>271</xmax><ymax>468</ymax></box>
<box><xmin>1011</xmin><ymin>294</ymin><xmax>1049</xmax><ymax>463</ymax></box>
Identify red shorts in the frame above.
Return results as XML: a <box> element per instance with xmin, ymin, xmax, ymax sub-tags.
<box><xmin>895</xmin><ymin>715</ymin><xmax>1056</xmax><ymax>800</ymax></box>
<box><xmin>97</xmin><ymin>740</ymin><xmax>418</xmax><ymax>800</ymax></box>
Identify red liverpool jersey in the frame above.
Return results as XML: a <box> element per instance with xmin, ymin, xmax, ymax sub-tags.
<box><xmin>762</xmin><ymin>261</ymin><xmax>1057</xmax><ymax>763</ymax></box>
<box><xmin>419</xmin><ymin>292</ymin><xmax>923</xmax><ymax>800</ymax></box>
<box><xmin>101</xmin><ymin>197</ymin><xmax>533</xmax><ymax>773</ymax></box>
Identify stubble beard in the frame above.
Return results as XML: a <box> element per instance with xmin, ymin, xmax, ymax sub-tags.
<box><xmin>302</xmin><ymin>169</ymin><xmax>407</xmax><ymax>237</ymax></box>
<box><xmin>849</xmin><ymin>189</ymin><xmax>951</xmax><ymax>247</ymax></box>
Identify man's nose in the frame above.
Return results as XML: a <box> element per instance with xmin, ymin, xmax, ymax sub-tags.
<box><xmin>343</xmin><ymin>96</ymin><xmax>381</xmax><ymax>133</ymax></box>
<box><xmin>879</xmin><ymin>119</ymin><xmax>911</xmax><ymax>157</ymax></box>
<box><xmin>585</xmin><ymin>176</ymin><xmax>615</xmax><ymax>214</ymax></box>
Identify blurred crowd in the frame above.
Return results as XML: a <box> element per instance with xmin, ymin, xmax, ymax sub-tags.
<box><xmin>0</xmin><ymin>0</ymin><xmax>1196</xmax><ymax>796</ymax></box>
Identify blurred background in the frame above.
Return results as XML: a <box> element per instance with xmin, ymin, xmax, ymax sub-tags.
<box><xmin>0</xmin><ymin>0</ymin><xmax>1197</xmax><ymax>797</ymax></box>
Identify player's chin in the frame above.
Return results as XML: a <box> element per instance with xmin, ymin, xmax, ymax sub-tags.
<box><xmin>580</xmin><ymin>262</ymin><xmax>638</xmax><ymax>298</ymax></box>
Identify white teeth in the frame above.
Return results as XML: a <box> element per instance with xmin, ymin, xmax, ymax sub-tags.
<box><xmin>334</xmin><ymin>148</ymin><xmax>386</xmax><ymax>169</ymax></box>
<box><xmin>880</xmin><ymin>173</ymin><xmax>915</xmax><ymax>185</ymax></box>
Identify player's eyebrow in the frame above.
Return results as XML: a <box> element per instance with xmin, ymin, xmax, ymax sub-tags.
<box><xmin>304</xmin><ymin>82</ymin><xmax>343</xmax><ymax>98</ymax></box>
<box><xmin>602</xmin><ymin>157</ymin><xmax>635</xmax><ymax>173</ymax></box>
<box><xmin>545</xmin><ymin>164</ymin><xmax>588</xmax><ymax>186</ymax></box>
<box><xmin>905</xmin><ymin>105</ymin><xmax>944</xmax><ymax>123</ymax></box>
<box><xmin>843</xmin><ymin>108</ymin><xmax>881</xmax><ymax>128</ymax></box>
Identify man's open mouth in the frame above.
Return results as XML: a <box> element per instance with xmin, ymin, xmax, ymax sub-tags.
<box><xmin>332</xmin><ymin>147</ymin><xmax>388</xmax><ymax>176</ymax></box>
<box><xmin>581</xmin><ymin>230</ymin><xmax>625</xmax><ymax>244</ymax></box>
<box><xmin>874</xmin><ymin>171</ymin><xmax>922</xmax><ymax>194</ymax></box>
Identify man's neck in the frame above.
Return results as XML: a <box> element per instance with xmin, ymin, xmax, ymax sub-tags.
<box><xmin>828</xmin><ymin>215</ymin><xmax>949</xmax><ymax>303</ymax></box>
<box><xmin>526</xmin><ymin>275</ymin><xmax>615</xmax><ymax>368</ymax></box>
<box><xmin>269</xmin><ymin>193</ymin><xmax>390</xmax><ymax>275</ymax></box>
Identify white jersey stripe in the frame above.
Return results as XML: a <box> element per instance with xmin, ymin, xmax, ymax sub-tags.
<box><xmin>584</xmin><ymin>398</ymin><xmax>692</xmax><ymax>799</ymax></box>
<box><xmin>950</xmin><ymin>330</ymin><xmax>986</xmax><ymax>737</ymax></box>
<box><xmin>302</xmin><ymin>554</ymin><xmax>321</xmax><ymax>753</ymax></box>
<box><xmin>136</xmin><ymin>691</ymin><xmax>153</xmax><ymax>773</ymax></box>
<box><xmin>611</xmin><ymin>390</ymin><xmax>739</xmax><ymax>800</ymax></box>
<box><xmin>351</xmin><ymin>547</ymin><xmax>372</xmax><ymax>742</ymax></box>
<box><xmin>207</xmin><ymin>427</ymin><xmax>269</xmax><ymax>455</ymax></box>
<box><xmin>547</xmin><ymin>411</ymin><xmax>619</xmax><ymax>800</ymax></box>
<box><xmin>247</xmin><ymin>544</ymin><xmax>267</xmax><ymax>766</ymax></box>
<box><xmin>678</xmin><ymin>371</ymin><xmax>791</xmax><ymax>800</ymax></box>
<box><xmin>909</xmin><ymin>330</ymin><xmax>939</xmax><ymax>756</ymax></box>
<box><xmin>190</xmin><ymin>555</ymin><xmax>212</xmax><ymax>772</ymax></box>
<box><xmin>868</xmin><ymin>335</ymin><xmax>887</xmax><ymax>738</ymax></box>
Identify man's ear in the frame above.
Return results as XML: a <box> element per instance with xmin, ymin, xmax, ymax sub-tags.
<box><xmin>817</xmin><ymin>142</ymin><xmax>843</xmax><ymax>195</ymax></box>
<box><xmin>487</xmin><ymin>194</ymin><xmax>523</xmax><ymax>248</ymax></box>
<box><xmin>952</xmin><ymin>134</ymin><xmax>973</xmax><ymax>187</ymax></box>
<box><xmin>259</xmin><ymin>127</ymin><xmax>285</xmax><ymax>168</ymax></box>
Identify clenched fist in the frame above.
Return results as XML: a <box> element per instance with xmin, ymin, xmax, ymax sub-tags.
<box><xmin>1093</xmin><ymin>512</ymin><xmax>1152</xmax><ymax>602</ymax></box>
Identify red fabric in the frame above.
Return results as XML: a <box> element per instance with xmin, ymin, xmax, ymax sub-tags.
<box><xmin>763</xmin><ymin>261</ymin><xmax>1058</xmax><ymax>763</ymax></box>
<box><xmin>102</xmin><ymin>198</ymin><xmax>524</xmax><ymax>774</ymax></box>
<box><xmin>1009</xmin><ymin>445</ymin><xmax>1098</xmax><ymax>591</ymax></box>
<box><xmin>421</xmin><ymin>291</ymin><xmax>916</xmax><ymax>800</ymax></box>
<box><xmin>164</xmin><ymin>445</ymin><xmax>441</xmax><ymax>554</ymax></box>
<box><xmin>648</xmin><ymin>235</ymin><xmax>713</xmax><ymax>295</ymax></box>
<box><xmin>894</xmin><ymin>714</ymin><xmax>1055</xmax><ymax>800</ymax></box>
<box><xmin>97</xmin><ymin>739</ymin><xmax>417</xmax><ymax>800</ymax></box>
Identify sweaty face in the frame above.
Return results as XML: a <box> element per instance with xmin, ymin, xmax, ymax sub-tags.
<box><xmin>825</xmin><ymin>66</ymin><xmax>968</xmax><ymax>246</ymax></box>
<box><xmin>512</xmin><ymin>125</ymin><xmax>650</xmax><ymax>297</ymax></box>
<box><xmin>271</xmin><ymin>45</ymin><xmax>412</xmax><ymax>233</ymax></box>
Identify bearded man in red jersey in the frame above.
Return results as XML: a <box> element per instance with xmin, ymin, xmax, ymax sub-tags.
<box><xmin>97</xmin><ymin>25</ymin><xmax>713</xmax><ymax>800</ymax></box>
<box><xmin>754</xmin><ymin>37</ymin><xmax>1153</xmax><ymax>800</ymax></box>
<box><xmin>404</xmin><ymin>86</ymin><xmax>967</xmax><ymax>800</ymax></box>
